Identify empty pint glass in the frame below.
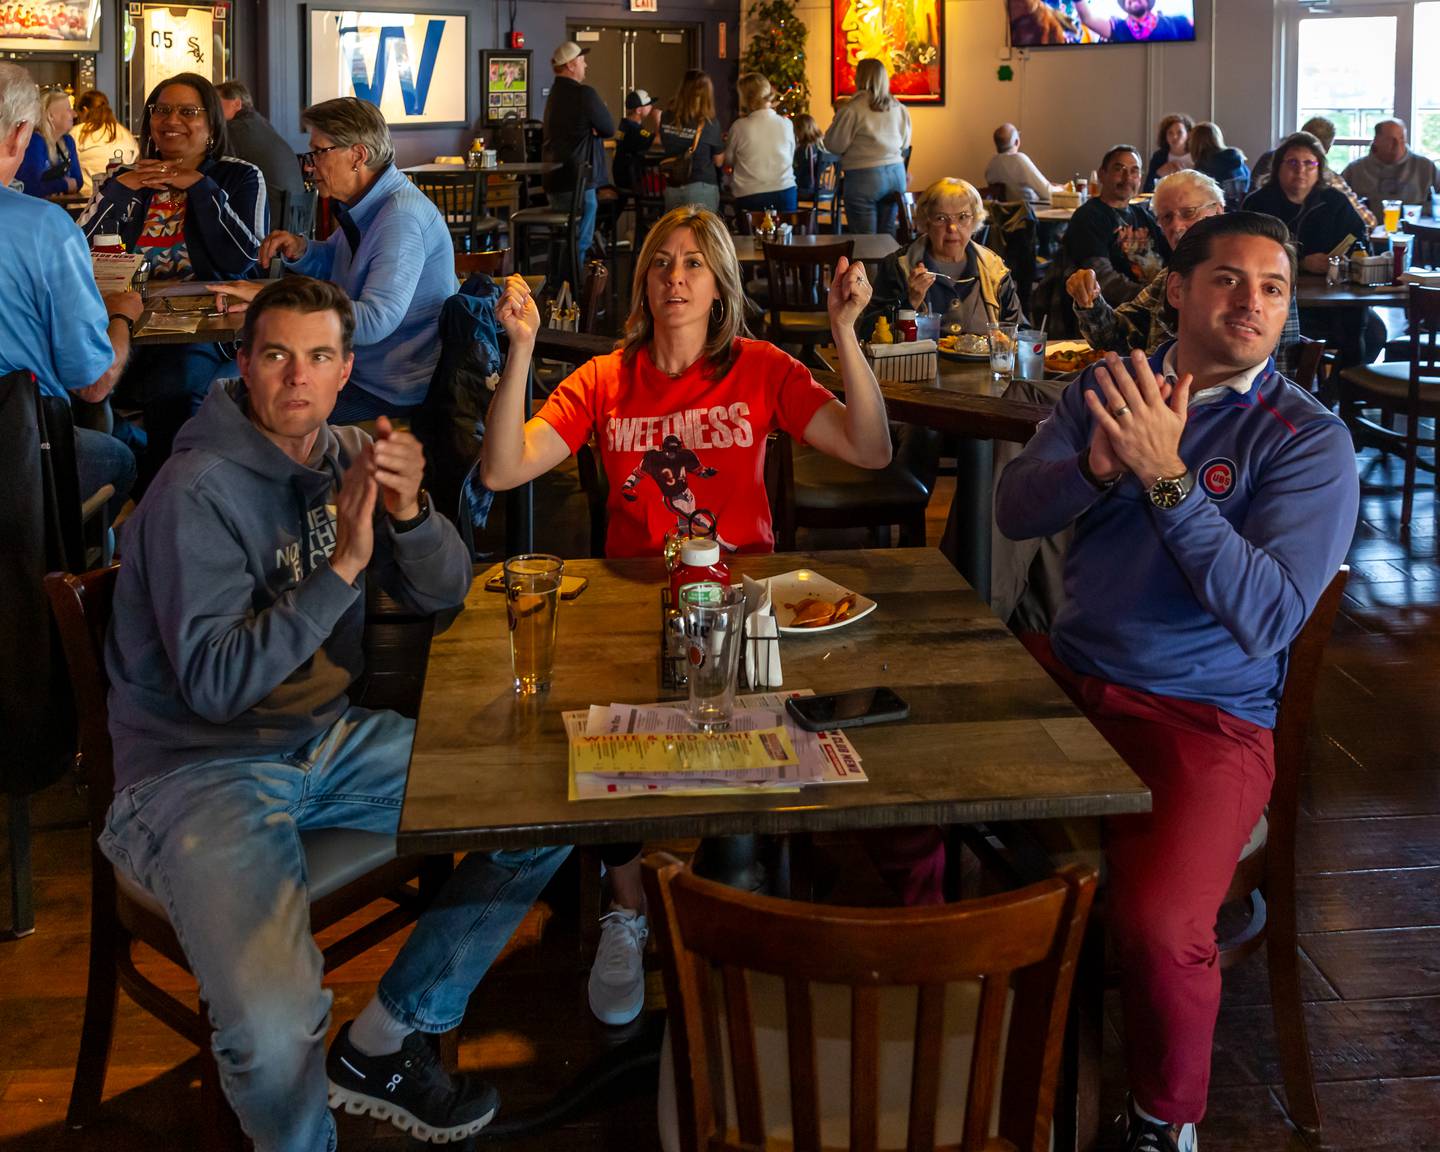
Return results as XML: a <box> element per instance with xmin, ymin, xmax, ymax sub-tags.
<box><xmin>504</xmin><ymin>554</ymin><xmax>563</xmax><ymax>694</ymax></box>
<box><xmin>680</xmin><ymin>584</ymin><xmax>746</xmax><ymax>730</ymax></box>
<box><xmin>988</xmin><ymin>321</ymin><xmax>1018</xmax><ymax>384</ymax></box>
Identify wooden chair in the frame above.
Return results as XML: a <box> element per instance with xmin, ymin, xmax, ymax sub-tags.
<box><xmin>763</xmin><ymin>239</ymin><xmax>854</xmax><ymax>366</ymax></box>
<box><xmin>510</xmin><ymin>160</ymin><xmax>592</xmax><ymax>295</ymax></box>
<box><xmin>411</xmin><ymin>170</ymin><xmax>505</xmax><ymax>252</ymax></box>
<box><xmin>739</xmin><ymin>208</ymin><xmax>818</xmax><ymax>235</ymax></box>
<box><xmin>1215</xmin><ymin>565</ymin><xmax>1348</xmax><ymax>1135</ymax></box>
<box><xmin>980</xmin><ymin>182</ymin><xmax>1007</xmax><ymax>203</ymax></box>
<box><xmin>1403</xmin><ymin>217</ymin><xmax>1440</xmax><ymax>267</ymax></box>
<box><xmin>1338</xmin><ymin>285</ymin><xmax>1440</xmax><ymax>536</ymax></box>
<box><xmin>797</xmin><ymin>155</ymin><xmax>840</xmax><ymax>235</ymax></box>
<box><xmin>46</xmin><ymin>567</ymin><xmax>455</xmax><ymax>1149</ymax></box>
<box><xmin>455</xmin><ymin>248</ymin><xmax>510</xmax><ymax>279</ymax></box>
<box><xmin>643</xmin><ymin>850</ymin><xmax>1098</xmax><ymax>1152</ymax></box>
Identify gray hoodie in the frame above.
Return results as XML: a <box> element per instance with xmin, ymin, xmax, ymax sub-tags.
<box><xmin>106</xmin><ymin>380</ymin><xmax>473</xmax><ymax>791</ymax></box>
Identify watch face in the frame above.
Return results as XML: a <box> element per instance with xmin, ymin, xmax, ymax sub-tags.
<box><xmin>1149</xmin><ymin>477</ymin><xmax>1186</xmax><ymax>509</ymax></box>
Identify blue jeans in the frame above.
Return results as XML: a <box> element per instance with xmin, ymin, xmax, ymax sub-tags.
<box><xmin>663</xmin><ymin>182</ymin><xmax>721</xmax><ymax>212</ymax></box>
<box><xmin>548</xmin><ymin>186</ymin><xmax>597</xmax><ymax>287</ymax></box>
<box><xmin>841</xmin><ymin>163</ymin><xmax>907</xmax><ymax>234</ymax></box>
<box><xmin>74</xmin><ymin>425</ymin><xmax>136</xmax><ymax>508</ymax></box>
<box><xmin>734</xmin><ymin>187</ymin><xmax>799</xmax><ymax>213</ymax></box>
<box><xmin>98</xmin><ymin>706</ymin><xmax>570</xmax><ymax>1152</ymax></box>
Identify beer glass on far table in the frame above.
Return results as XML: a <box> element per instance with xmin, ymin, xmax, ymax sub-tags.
<box><xmin>504</xmin><ymin>554</ymin><xmax>563</xmax><ymax>694</ymax></box>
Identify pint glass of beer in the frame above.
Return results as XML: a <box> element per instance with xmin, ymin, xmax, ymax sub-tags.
<box><xmin>504</xmin><ymin>554</ymin><xmax>564</xmax><ymax>694</ymax></box>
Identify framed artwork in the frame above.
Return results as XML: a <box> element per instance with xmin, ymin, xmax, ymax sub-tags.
<box><xmin>307</xmin><ymin>8</ymin><xmax>468</xmax><ymax>128</ymax></box>
<box><xmin>0</xmin><ymin>0</ymin><xmax>102</xmax><ymax>52</ymax></box>
<box><xmin>479</xmin><ymin>49</ymin><xmax>530</xmax><ymax>124</ymax></box>
<box><xmin>832</xmin><ymin>0</ymin><xmax>944</xmax><ymax>105</ymax></box>
<box><xmin>126</xmin><ymin>3</ymin><xmax>228</xmax><ymax>132</ymax></box>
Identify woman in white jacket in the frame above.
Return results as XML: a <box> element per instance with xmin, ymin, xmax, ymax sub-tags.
<box><xmin>726</xmin><ymin>73</ymin><xmax>797</xmax><ymax>214</ymax></box>
<box><xmin>824</xmin><ymin>58</ymin><xmax>911</xmax><ymax>235</ymax></box>
<box><xmin>73</xmin><ymin>89</ymin><xmax>139</xmax><ymax>196</ymax></box>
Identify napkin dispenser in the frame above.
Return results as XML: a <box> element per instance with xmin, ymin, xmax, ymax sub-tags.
<box><xmin>864</xmin><ymin>338</ymin><xmax>938</xmax><ymax>382</ymax></box>
<box><xmin>1349</xmin><ymin>252</ymin><xmax>1393</xmax><ymax>286</ymax></box>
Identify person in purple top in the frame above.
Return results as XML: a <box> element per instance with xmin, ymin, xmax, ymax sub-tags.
<box><xmin>1076</xmin><ymin>0</ymin><xmax>1194</xmax><ymax>42</ymax></box>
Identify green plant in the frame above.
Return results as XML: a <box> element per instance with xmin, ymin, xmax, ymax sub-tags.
<box><xmin>740</xmin><ymin>0</ymin><xmax>811</xmax><ymax>117</ymax></box>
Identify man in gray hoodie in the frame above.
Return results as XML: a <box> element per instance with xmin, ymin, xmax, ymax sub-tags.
<box><xmin>101</xmin><ymin>276</ymin><xmax>568</xmax><ymax>1150</ymax></box>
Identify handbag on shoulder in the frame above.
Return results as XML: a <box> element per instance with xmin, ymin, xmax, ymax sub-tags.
<box><xmin>658</xmin><ymin>125</ymin><xmax>702</xmax><ymax>188</ymax></box>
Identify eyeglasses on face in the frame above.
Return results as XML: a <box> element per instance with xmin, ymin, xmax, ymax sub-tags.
<box><xmin>302</xmin><ymin>145</ymin><xmax>343</xmax><ymax>166</ymax></box>
<box><xmin>1282</xmin><ymin>158</ymin><xmax>1320</xmax><ymax>172</ymax></box>
<box><xmin>149</xmin><ymin>103</ymin><xmax>206</xmax><ymax>120</ymax></box>
<box><xmin>1156</xmin><ymin>202</ymin><xmax>1220</xmax><ymax>227</ymax></box>
<box><xmin>931</xmin><ymin>212</ymin><xmax>974</xmax><ymax>227</ymax></box>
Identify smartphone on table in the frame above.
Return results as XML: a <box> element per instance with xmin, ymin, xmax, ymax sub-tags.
<box><xmin>785</xmin><ymin>687</ymin><xmax>909</xmax><ymax>732</ymax></box>
<box><xmin>481</xmin><ymin>564</ymin><xmax>588</xmax><ymax>600</ymax></box>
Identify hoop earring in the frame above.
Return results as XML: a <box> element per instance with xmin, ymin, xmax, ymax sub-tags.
<box><xmin>710</xmin><ymin>299</ymin><xmax>724</xmax><ymax>324</ymax></box>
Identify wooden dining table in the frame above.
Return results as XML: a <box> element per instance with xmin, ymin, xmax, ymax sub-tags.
<box><xmin>731</xmin><ymin>232</ymin><xmax>900</xmax><ymax>266</ymax></box>
<box><xmin>397</xmin><ymin>548</ymin><xmax>1148</xmax><ymax>856</ymax></box>
<box><xmin>1294</xmin><ymin>276</ymin><xmax>1409</xmax><ymax>308</ymax></box>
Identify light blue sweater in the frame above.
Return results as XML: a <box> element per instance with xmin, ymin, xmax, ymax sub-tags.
<box><xmin>287</xmin><ymin>164</ymin><xmax>458</xmax><ymax>407</ymax></box>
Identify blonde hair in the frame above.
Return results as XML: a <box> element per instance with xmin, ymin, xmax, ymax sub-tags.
<box><xmin>301</xmin><ymin>96</ymin><xmax>395</xmax><ymax>170</ymax></box>
<box><xmin>792</xmin><ymin>112</ymin><xmax>823</xmax><ymax>148</ymax></box>
<box><xmin>622</xmin><ymin>206</ymin><xmax>752</xmax><ymax>379</ymax></box>
<box><xmin>671</xmin><ymin>70</ymin><xmax>715</xmax><ymax>131</ymax></box>
<box><xmin>737</xmin><ymin>73</ymin><xmax>772</xmax><ymax>117</ymax></box>
<box><xmin>853</xmin><ymin>59</ymin><xmax>894</xmax><ymax>112</ymax></box>
<box><xmin>917</xmin><ymin>177</ymin><xmax>983</xmax><ymax>229</ymax></box>
<box><xmin>39</xmin><ymin>89</ymin><xmax>70</xmax><ymax>161</ymax></box>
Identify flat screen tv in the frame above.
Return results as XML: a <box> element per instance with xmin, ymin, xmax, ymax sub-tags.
<box><xmin>1008</xmin><ymin>1</ymin><xmax>1197</xmax><ymax>47</ymax></box>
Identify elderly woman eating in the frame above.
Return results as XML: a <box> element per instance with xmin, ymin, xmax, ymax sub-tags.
<box><xmin>867</xmin><ymin>177</ymin><xmax>1025</xmax><ymax>333</ymax></box>
<box><xmin>214</xmin><ymin>97</ymin><xmax>457</xmax><ymax>423</ymax></box>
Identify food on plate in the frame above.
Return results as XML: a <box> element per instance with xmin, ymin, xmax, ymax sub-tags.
<box><xmin>937</xmin><ymin>332</ymin><xmax>989</xmax><ymax>356</ymax></box>
<box><xmin>784</xmin><ymin>593</ymin><xmax>859</xmax><ymax>628</ymax></box>
<box><xmin>1044</xmin><ymin>345</ymin><xmax>1106</xmax><ymax>374</ymax></box>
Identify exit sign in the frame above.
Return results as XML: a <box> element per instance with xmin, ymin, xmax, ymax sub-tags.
<box><xmin>630</xmin><ymin>0</ymin><xmax>657</xmax><ymax>10</ymax></box>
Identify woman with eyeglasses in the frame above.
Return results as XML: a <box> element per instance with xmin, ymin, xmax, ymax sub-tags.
<box><xmin>1244</xmin><ymin>131</ymin><xmax>1381</xmax><ymax>367</ymax></box>
<box><xmin>210</xmin><ymin>97</ymin><xmax>458</xmax><ymax>424</ymax></box>
<box><xmin>866</xmin><ymin>177</ymin><xmax>1025</xmax><ymax>335</ymax></box>
<box><xmin>77</xmin><ymin>72</ymin><xmax>264</xmax><ymax>481</ymax></box>
<box><xmin>79</xmin><ymin>72</ymin><xmax>263</xmax><ymax>282</ymax></box>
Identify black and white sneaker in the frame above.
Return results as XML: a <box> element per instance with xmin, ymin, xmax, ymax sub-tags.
<box><xmin>326</xmin><ymin>1022</ymin><xmax>499</xmax><ymax>1144</ymax></box>
<box><xmin>1123</xmin><ymin>1095</ymin><xmax>1197</xmax><ymax>1152</ymax></box>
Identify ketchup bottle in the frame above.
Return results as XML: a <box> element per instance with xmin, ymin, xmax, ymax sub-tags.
<box><xmin>670</xmin><ymin>538</ymin><xmax>730</xmax><ymax>607</ymax></box>
<box><xmin>896</xmin><ymin>308</ymin><xmax>918</xmax><ymax>342</ymax></box>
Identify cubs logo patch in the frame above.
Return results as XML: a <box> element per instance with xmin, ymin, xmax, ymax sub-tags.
<box><xmin>1201</xmin><ymin>458</ymin><xmax>1236</xmax><ymax>500</ymax></box>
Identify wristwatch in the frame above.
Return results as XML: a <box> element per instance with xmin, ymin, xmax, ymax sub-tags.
<box><xmin>1147</xmin><ymin>470</ymin><xmax>1194</xmax><ymax>510</ymax></box>
<box><xmin>390</xmin><ymin>488</ymin><xmax>431</xmax><ymax>533</ymax></box>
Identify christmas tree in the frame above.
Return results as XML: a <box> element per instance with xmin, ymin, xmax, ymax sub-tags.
<box><xmin>739</xmin><ymin>0</ymin><xmax>810</xmax><ymax>117</ymax></box>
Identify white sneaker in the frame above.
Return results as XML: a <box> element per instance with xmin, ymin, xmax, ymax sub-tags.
<box><xmin>588</xmin><ymin>908</ymin><xmax>648</xmax><ymax>1025</ymax></box>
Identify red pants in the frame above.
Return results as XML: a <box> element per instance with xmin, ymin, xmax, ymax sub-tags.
<box><xmin>867</xmin><ymin>636</ymin><xmax>1273</xmax><ymax>1123</ymax></box>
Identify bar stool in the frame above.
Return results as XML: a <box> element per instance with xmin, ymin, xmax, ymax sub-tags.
<box><xmin>510</xmin><ymin>160</ymin><xmax>592</xmax><ymax>293</ymax></box>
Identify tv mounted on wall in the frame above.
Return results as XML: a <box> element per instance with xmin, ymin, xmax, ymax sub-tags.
<box><xmin>1007</xmin><ymin>0</ymin><xmax>1196</xmax><ymax>47</ymax></box>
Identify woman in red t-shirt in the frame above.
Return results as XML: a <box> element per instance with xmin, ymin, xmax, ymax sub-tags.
<box><xmin>481</xmin><ymin>205</ymin><xmax>893</xmax><ymax>1027</ymax></box>
<box><xmin>482</xmin><ymin>204</ymin><xmax>892</xmax><ymax>556</ymax></box>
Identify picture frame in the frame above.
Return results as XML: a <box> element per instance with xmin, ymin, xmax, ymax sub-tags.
<box><xmin>831</xmin><ymin>0</ymin><xmax>944</xmax><ymax>106</ymax></box>
<box><xmin>0</xmin><ymin>0</ymin><xmax>102</xmax><ymax>52</ymax></box>
<box><xmin>306</xmin><ymin>7</ymin><xmax>469</xmax><ymax>128</ymax></box>
<box><xmin>479</xmin><ymin>48</ymin><xmax>531</xmax><ymax>125</ymax></box>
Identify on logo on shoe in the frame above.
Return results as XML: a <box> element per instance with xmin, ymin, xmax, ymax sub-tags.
<box><xmin>1200</xmin><ymin>457</ymin><xmax>1236</xmax><ymax>500</ymax></box>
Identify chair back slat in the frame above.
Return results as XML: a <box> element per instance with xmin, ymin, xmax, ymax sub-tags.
<box><xmin>904</xmin><ymin>984</ymin><xmax>945</xmax><ymax>1152</ymax></box>
<box><xmin>765</xmin><ymin>240</ymin><xmax>855</xmax><ymax>318</ymax></box>
<box><xmin>722</xmin><ymin>964</ymin><xmax>767</xmax><ymax>1146</ymax></box>
<box><xmin>848</xmin><ymin>985</ymin><xmax>880</xmax><ymax>1152</ymax></box>
<box><xmin>783</xmin><ymin>975</ymin><xmax>822</xmax><ymax>1152</ymax></box>
<box><xmin>1409</xmin><ymin>285</ymin><xmax>1440</xmax><ymax>379</ymax></box>
<box><xmin>962</xmin><ymin>974</ymin><xmax>1011</xmax><ymax>1149</ymax></box>
<box><xmin>1290</xmin><ymin>336</ymin><xmax>1326</xmax><ymax>394</ymax></box>
<box><xmin>43</xmin><ymin>567</ymin><xmax>118</xmax><ymax>837</ymax></box>
<box><xmin>645</xmin><ymin>853</ymin><xmax>1098</xmax><ymax>1152</ymax></box>
<box><xmin>1403</xmin><ymin>217</ymin><xmax>1440</xmax><ymax>268</ymax></box>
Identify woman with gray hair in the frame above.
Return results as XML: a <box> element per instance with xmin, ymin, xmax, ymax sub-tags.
<box><xmin>215</xmin><ymin>97</ymin><xmax>457</xmax><ymax>422</ymax></box>
<box><xmin>867</xmin><ymin>176</ymin><xmax>1024</xmax><ymax>334</ymax></box>
<box><xmin>824</xmin><ymin>58</ymin><xmax>911</xmax><ymax>235</ymax></box>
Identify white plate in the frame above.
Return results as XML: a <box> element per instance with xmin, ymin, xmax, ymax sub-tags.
<box><xmin>766</xmin><ymin>569</ymin><xmax>878</xmax><ymax>634</ymax></box>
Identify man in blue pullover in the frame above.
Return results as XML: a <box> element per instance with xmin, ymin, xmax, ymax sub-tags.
<box><xmin>102</xmin><ymin>276</ymin><xmax>569</xmax><ymax>1150</ymax></box>
<box><xmin>996</xmin><ymin>213</ymin><xmax>1358</xmax><ymax>1152</ymax></box>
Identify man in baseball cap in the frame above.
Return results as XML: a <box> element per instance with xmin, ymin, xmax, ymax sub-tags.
<box><xmin>614</xmin><ymin>89</ymin><xmax>658</xmax><ymax>192</ymax></box>
<box><xmin>550</xmin><ymin>40</ymin><xmax>589</xmax><ymax>69</ymax></box>
<box><xmin>542</xmin><ymin>40</ymin><xmax>611</xmax><ymax>283</ymax></box>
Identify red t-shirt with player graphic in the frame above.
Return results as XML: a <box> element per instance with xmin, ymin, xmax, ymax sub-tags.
<box><xmin>535</xmin><ymin>338</ymin><xmax>837</xmax><ymax>558</ymax></box>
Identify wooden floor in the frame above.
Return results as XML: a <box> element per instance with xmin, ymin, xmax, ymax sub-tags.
<box><xmin>3</xmin><ymin>446</ymin><xmax>1439</xmax><ymax>1150</ymax></box>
